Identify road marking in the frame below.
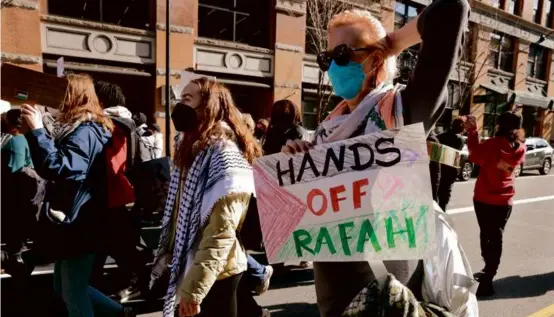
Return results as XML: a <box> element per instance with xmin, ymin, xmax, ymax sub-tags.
<box><xmin>456</xmin><ymin>173</ymin><xmax>554</xmax><ymax>185</ymax></box>
<box><xmin>447</xmin><ymin>195</ymin><xmax>554</xmax><ymax>214</ymax></box>
<box><xmin>527</xmin><ymin>304</ymin><xmax>554</xmax><ymax>317</ymax></box>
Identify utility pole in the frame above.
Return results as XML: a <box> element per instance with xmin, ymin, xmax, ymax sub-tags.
<box><xmin>165</xmin><ymin>0</ymin><xmax>171</xmax><ymax>157</ymax></box>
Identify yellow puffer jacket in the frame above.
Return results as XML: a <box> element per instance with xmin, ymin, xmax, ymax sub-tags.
<box><xmin>177</xmin><ymin>193</ymin><xmax>251</xmax><ymax>304</ymax></box>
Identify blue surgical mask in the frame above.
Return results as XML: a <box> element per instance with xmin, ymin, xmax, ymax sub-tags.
<box><xmin>328</xmin><ymin>60</ymin><xmax>366</xmax><ymax>100</ymax></box>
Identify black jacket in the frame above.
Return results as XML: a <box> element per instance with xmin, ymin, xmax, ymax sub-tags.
<box><xmin>262</xmin><ymin>124</ymin><xmax>304</xmax><ymax>155</ymax></box>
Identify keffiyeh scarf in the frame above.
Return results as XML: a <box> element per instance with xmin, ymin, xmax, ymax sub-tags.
<box><xmin>153</xmin><ymin>138</ymin><xmax>255</xmax><ymax>316</ymax></box>
<box><xmin>314</xmin><ymin>83</ymin><xmax>404</xmax><ymax>145</ymax></box>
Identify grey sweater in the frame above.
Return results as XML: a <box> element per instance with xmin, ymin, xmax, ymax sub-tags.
<box><xmin>314</xmin><ymin>0</ymin><xmax>470</xmax><ymax>315</ymax></box>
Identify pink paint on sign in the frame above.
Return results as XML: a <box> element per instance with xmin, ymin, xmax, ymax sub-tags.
<box><xmin>378</xmin><ymin>175</ymin><xmax>404</xmax><ymax>200</ymax></box>
<box><xmin>254</xmin><ymin>164</ymin><xmax>307</xmax><ymax>260</ymax></box>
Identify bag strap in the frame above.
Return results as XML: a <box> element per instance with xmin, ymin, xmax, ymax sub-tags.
<box><xmin>368</xmin><ymin>260</ymin><xmax>388</xmax><ymax>289</ymax></box>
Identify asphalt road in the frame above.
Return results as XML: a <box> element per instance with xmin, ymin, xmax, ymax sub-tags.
<box><xmin>142</xmin><ymin>172</ymin><xmax>554</xmax><ymax>317</ymax></box>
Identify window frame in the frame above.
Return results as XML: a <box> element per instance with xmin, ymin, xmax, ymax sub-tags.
<box><xmin>490</xmin><ymin>32</ymin><xmax>514</xmax><ymax>73</ymax></box>
<box><xmin>533</xmin><ymin>0</ymin><xmax>544</xmax><ymax>23</ymax></box>
<box><xmin>394</xmin><ymin>0</ymin><xmax>422</xmax><ymax>30</ymax></box>
<box><xmin>527</xmin><ymin>44</ymin><xmax>548</xmax><ymax>80</ymax></box>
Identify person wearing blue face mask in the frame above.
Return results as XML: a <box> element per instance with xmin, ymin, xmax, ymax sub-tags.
<box><xmin>282</xmin><ymin>0</ymin><xmax>470</xmax><ymax>315</ymax></box>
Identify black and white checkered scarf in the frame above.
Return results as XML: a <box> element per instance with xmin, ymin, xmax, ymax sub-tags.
<box><xmin>153</xmin><ymin>137</ymin><xmax>255</xmax><ymax>316</ymax></box>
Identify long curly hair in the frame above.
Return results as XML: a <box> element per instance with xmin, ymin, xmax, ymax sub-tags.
<box><xmin>174</xmin><ymin>78</ymin><xmax>262</xmax><ymax>169</ymax></box>
<box><xmin>59</xmin><ymin>74</ymin><xmax>114</xmax><ymax>132</ymax></box>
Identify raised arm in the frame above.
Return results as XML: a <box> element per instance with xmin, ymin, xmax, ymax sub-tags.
<box><xmin>394</xmin><ymin>0</ymin><xmax>470</xmax><ymax>134</ymax></box>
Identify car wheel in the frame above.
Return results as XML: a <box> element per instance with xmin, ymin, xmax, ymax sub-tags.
<box><xmin>459</xmin><ymin>162</ymin><xmax>473</xmax><ymax>181</ymax></box>
<box><xmin>540</xmin><ymin>158</ymin><xmax>551</xmax><ymax>175</ymax></box>
<box><xmin>513</xmin><ymin>164</ymin><xmax>522</xmax><ymax>177</ymax></box>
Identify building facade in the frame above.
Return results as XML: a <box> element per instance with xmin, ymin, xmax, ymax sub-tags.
<box><xmin>2</xmin><ymin>0</ymin><xmax>553</xmax><ymax>146</ymax></box>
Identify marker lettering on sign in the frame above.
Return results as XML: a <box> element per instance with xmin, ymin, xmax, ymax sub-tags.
<box><xmin>306</xmin><ymin>178</ymin><xmax>371</xmax><ymax>216</ymax></box>
<box><xmin>275</xmin><ymin>138</ymin><xmax>402</xmax><ymax>187</ymax></box>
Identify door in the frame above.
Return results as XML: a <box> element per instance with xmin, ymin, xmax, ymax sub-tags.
<box><xmin>524</xmin><ymin>139</ymin><xmax>540</xmax><ymax>168</ymax></box>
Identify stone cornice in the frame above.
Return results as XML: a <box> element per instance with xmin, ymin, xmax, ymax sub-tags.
<box><xmin>1</xmin><ymin>0</ymin><xmax>38</xmax><ymax>10</ymax></box>
<box><xmin>275</xmin><ymin>83</ymin><xmax>302</xmax><ymax>89</ymax></box>
<box><xmin>195</xmin><ymin>37</ymin><xmax>274</xmax><ymax>54</ymax></box>
<box><xmin>275</xmin><ymin>0</ymin><xmax>307</xmax><ymax>17</ymax></box>
<box><xmin>41</xmin><ymin>15</ymin><xmax>154</xmax><ymax>36</ymax></box>
<box><xmin>471</xmin><ymin>2</ymin><xmax>554</xmax><ymax>49</ymax></box>
<box><xmin>156</xmin><ymin>68</ymin><xmax>182</xmax><ymax>77</ymax></box>
<box><xmin>275</xmin><ymin>43</ymin><xmax>304</xmax><ymax>53</ymax></box>
<box><xmin>1</xmin><ymin>52</ymin><xmax>42</xmax><ymax>64</ymax></box>
<box><xmin>155</xmin><ymin>23</ymin><xmax>194</xmax><ymax>34</ymax></box>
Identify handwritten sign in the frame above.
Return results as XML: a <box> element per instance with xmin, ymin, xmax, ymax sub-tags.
<box><xmin>253</xmin><ymin>123</ymin><xmax>435</xmax><ymax>263</ymax></box>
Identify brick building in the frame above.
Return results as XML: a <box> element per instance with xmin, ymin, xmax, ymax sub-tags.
<box><xmin>2</xmin><ymin>0</ymin><xmax>553</xmax><ymax>146</ymax></box>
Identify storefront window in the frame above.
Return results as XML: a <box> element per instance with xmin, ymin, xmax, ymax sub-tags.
<box><xmin>483</xmin><ymin>102</ymin><xmax>509</xmax><ymax>137</ymax></box>
<box><xmin>490</xmin><ymin>32</ymin><xmax>514</xmax><ymax>73</ymax></box>
<box><xmin>48</xmin><ymin>0</ymin><xmax>150</xmax><ymax>29</ymax></box>
<box><xmin>198</xmin><ymin>0</ymin><xmax>271</xmax><ymax>48</ymax></box>
<box><xmin>527</xmin><ymin>44</ymin><xmax>549</xmax><ymax>80</ymax></box>
<box><xmin>522</xmin><ymin>106</ymin><xmax>538</xmax><ymax>137</ymax></box>
<box><xmin>301</xmin><ymin>94</ymin><xmax>341</xmax><ymax>130</ymax></box>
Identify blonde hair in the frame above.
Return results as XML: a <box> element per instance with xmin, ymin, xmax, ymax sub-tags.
<box><xmin>59</xmin><ymin>74</ymin><xmax>114</xmax><ymax>132</ymax></box>
<box><xmin>328</xmin><ymin>9</ymin><xmax>397</xmax><ymax>83</ymax></box>
<box><xmin>242</xmin><ymin>113</ymin><xmax>255</xmax><ymax>133</ymax></box>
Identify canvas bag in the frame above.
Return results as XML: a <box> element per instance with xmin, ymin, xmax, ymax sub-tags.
<box><xmin>344</xmin><ymin>203</ymin><xmax>479</xmax><ymax>317</ymax></box>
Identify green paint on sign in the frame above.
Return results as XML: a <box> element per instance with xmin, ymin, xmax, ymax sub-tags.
<box><xmin>293</xmin><ymin>229</ymin><xmax>315</xmax><ymax>257</ymax></box>
<box><xmin>338</xmin><ymin>221</ymin><xmax>355</xmax><ymax>256</ymax></box>
<box><xmin>386</xmin><ymin>216</ymin><xmax>416</xmax><ymax>249</ymax></box>
<box><xmin>356</xmin><ymin>219</ymin><xmax>382</xmax><ymax>253</ymax></box>
<box><xmin>314</xmin><ymin>226</ymin><xmax>337</xmax><ymax>255</ymax></box>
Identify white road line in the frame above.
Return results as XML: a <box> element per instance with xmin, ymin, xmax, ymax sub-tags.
<box><xmin>456</xmin><ymin>173</ymin><xmax>554</xmax><ymax>185</ymax></box>
<box><xmin>447</xmin><ymin>195</ymin><xmax>554</xmax><ymax>214</ymax></box>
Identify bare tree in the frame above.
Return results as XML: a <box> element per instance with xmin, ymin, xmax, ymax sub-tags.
<box><xmin>305</xmin><ymin>0</ymin><xmax>356</xmax><ymax>122</ymax></box>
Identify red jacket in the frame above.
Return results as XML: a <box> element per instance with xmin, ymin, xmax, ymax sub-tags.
<box><xmin>105</xmin><ymin>125</ymin><xmax>135</xmax><ymax>208</ymax></box>
<box><xmin>467</xmin><ymin>129</ymin><xmax>525</xmax><ymax>206</ymax></box>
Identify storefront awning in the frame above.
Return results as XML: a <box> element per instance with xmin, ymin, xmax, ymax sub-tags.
<box><xmin>478</xmin><ymin>83</ymin><xmax>552</xmax><ymax>109</ymax></box>
<box><xmin>513</xmin><ymin>91</ymin><xmax>551</xmax><ymax>109</ymax></box>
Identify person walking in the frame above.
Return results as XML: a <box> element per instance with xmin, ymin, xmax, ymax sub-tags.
<box><xmin>465</xmin><ymin>112</ymin><xmax>525</xmax><ymax>297</ymax></box>
<box><xmin>21</xmin><ymin>74</ymin><xmax>130</xmax><ymax>317</ymax></box>
<box><xmin>150</xmin><ymin>78</ymin><xmax>262</xmax><ymax>317</ymax></box>
<box><xmin>262</xmin><ymin>100</ymin><xmax>305</xmax><ymax>155</ymax></box>
<box><xmin>254</xmin><ymin>119</ymin><xmax>269</xmax><ymax>143</ymax></box>
<box><xmin>1</xmin><ymin>109</ymin><xmax>33</xmax><ymax>173</ymax></box>
<box><xmin>281</xmin><ymin>0</ymin><xmax>469</xmax><ymax>314</ymax></box>
<box><xmin>437</xmin><ymin>117</ymin><xmax>466</xmax><ymax>211</ymax></box>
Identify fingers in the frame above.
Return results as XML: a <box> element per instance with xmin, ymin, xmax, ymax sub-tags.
<box><xmin>281</xmin><ymin>140</ymin><xmax>313</xmax><ymax>155</ymax></box>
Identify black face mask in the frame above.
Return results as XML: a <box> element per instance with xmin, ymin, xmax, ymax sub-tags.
<box><xmin>171</xmin><ymin>103</ymin><xmax>198</xmax><ymax>132</ymax></box>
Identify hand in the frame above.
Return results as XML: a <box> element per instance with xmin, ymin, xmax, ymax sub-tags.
<box><xmin>21</xmin><ymin>104</ymin><xmax>44</xmax><ymax>130</ymax></box>
<box><xmin>464</xmin><ymin>115</ymin><xmax>477</xmax><ymax>131</ymax></box>
<box><xmin>179</xmin><ymin>298</ymin><xmax>201</xmax><ymax>317</ymax></box>
<box><xmin>281</xmin><ymin>139</ymin><xmax>313</xmax><ymax>155</ymax></box>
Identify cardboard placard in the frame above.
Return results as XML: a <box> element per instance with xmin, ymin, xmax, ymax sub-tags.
<box><xmin>1</xmin><ymin>63</ymin><xmax>68</xmax><ymax>109</ymax></box>
<box><xmin>253</xmin><ymin>123</ymin><xmax>435</xmax><ymax>263</ymax></box>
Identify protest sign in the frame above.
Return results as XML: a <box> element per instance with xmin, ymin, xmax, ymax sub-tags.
<box><xmin>253</xmin><ymin>123</ymin><xmax>435</xmax><ymax>263</ymax></box>
<box><xmin>1</xmin><ymin>63</ymin><xmax>67</xmax><ymax>109</ymax></box>
<box><xmin>56</xmin><ymin>57</ymin><xmax>65</xmax><ymax>77</ymax></box>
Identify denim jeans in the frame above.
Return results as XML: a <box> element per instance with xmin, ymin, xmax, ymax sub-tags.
<box><xmin>247</xmin><ymin>254</ymin><xmax>266</xmax><ymax>282</ymax></box>
<box><xmin>54</xmin><ymin>253</ymin><xmax>122</xmax><ymax>317</ymax></box>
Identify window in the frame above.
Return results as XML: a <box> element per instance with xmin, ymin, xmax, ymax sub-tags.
<box><xmin>522</xmin><ymin>106</ymin><xmax>538</xmax><ymax>137</ymax></box>
<box><xmin>506</xmin><ymin>0</ymin><xmax>522</xmax><ymax>15</ymax></box>
<box><xmin>492</xmin><ymin>0</ymin><xmax>502</xmax><ymax>8</ymax></box>
<box><xmin>47</xmin><ymin>0</ymin><xmax>150</xmax><ymax>29</ymax></box>
<box><xmin>301</xmin><ymin>95</ymin><xmax>341</xmax><ymax>130</ymax></box>
<box><xmin>527</xmin><ymin>44</ymin><xmax>549</xmax><ymax>80</ymax></box>
<box><xmin>490</xmin><ymin>32</ymin><xmax>514</xmax><ymax>72</ymax></box>
<box><xmin>533</xmin><ymin>0</ymin><xmax>544</xmax><ymax>23</ymax></box>
<box><xmin>536</xmin><ymin>139</ymin><xmax>549</xmax><ymax>148</ymax></box>
<box><xmin>394</xmin><ymin>1</ymin><xmax>421</xmax><ymax>30</ymax></box>
<box><xmin>483</xmin><ymin>102</ymin><xmax>510</xmax><ymax>137</ymax></box>
<box><xmin>547</xmin><ymin>0</ymin><xmax>554</xmax><ymax>27</ymax></box>
<box><xmin>198</xmin><ymin>0</ymin><xmax>271</xmax><ymax>48</ymax></box>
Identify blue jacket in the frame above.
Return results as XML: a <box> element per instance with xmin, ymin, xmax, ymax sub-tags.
<box><xmin>26</xmin><ymin>122</ymin><xmax>111</xmax><ymax>256</ymax></box>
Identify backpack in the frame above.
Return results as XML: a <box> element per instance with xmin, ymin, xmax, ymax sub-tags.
<box><xmin>111</xmin><ymin>116</ymin><xmax>141</xmax><ymax>173</ymax></box>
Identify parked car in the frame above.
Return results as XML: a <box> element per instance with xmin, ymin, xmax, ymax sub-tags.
<box><xmin>458</xmin><ymin>136</ymin><xmax>474</xmax><ymax>181</ymax></box>
<box><xmin>513</xmin><ymin>137</ymin><xmax>553</xmax><ymax>177</ymax></box>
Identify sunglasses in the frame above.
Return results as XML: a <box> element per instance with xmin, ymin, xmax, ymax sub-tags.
<box><xmin>317</xmin><ymin>44</ymin><xmax>373</xmax><ymax>71</ymax></box>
